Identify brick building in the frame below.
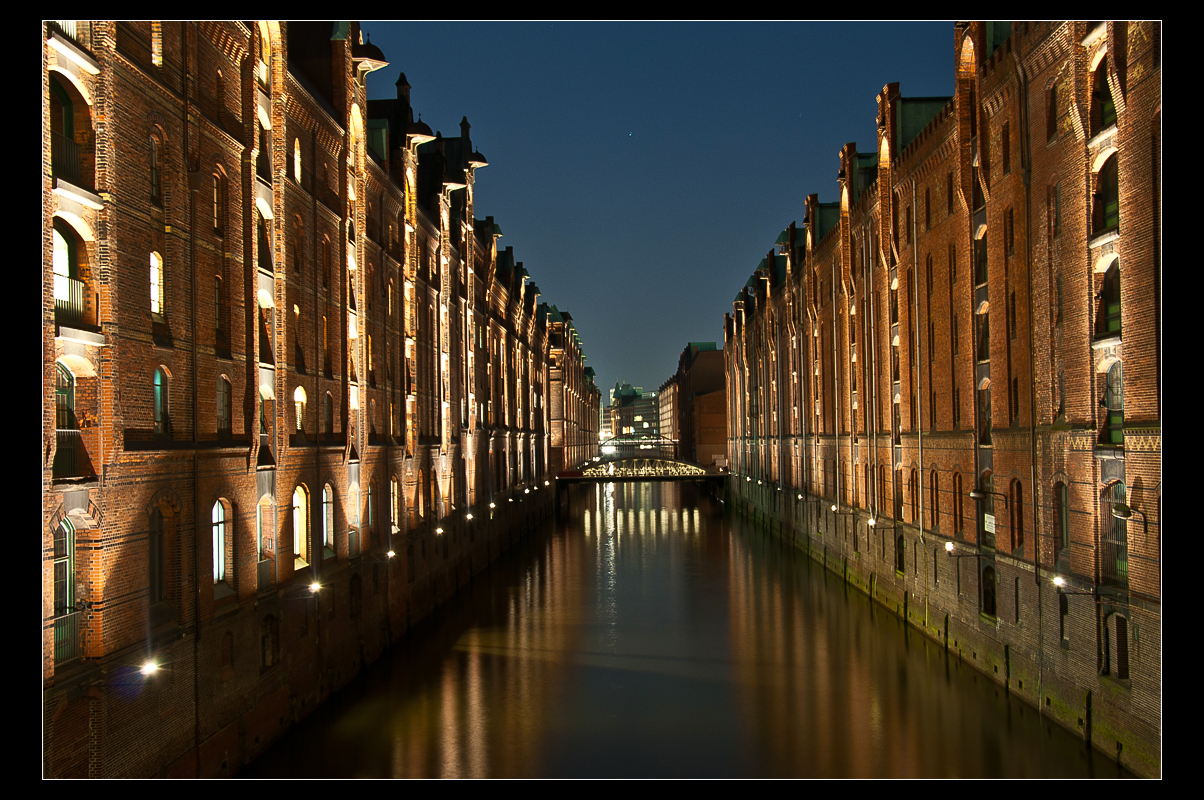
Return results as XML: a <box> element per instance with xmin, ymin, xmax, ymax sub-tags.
<box><xmin>657</xmin><ymin>342</ymin><xmax>727</xmax><ymax>468</ymax></box>
<box><xmin>43</xmin><ymin>20</ymin><xmax>598</xmax><ymax>777</ymax></box>
<box><xmin>724</xmin><ymin>21</ymin><xmax>1160</xmax><ymax>775</ymax></box>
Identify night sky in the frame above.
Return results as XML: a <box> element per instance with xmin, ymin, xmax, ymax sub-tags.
<box><xmin>364</xmin><ymin>22</ymin><xmax>954</xmax><ymax>398</ymax></box>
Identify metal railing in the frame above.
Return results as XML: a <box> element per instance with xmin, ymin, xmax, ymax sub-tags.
<box><xmin>53</xmin><ymin>429</ymin><xmax>86</xmax><ymax>479</ymax></box>
<box><xmin>54</xmin><ymin>276</ymin><xmax>86</xmax><ymax>328</ymax></box>
<box><xmin>54</xmin><ymin>611</ymin><xmax>80</xmax><ymax>663</ymax></box>
<box><xmin>52</xmin><ymin>131</ymin><xmax>86</xmax><ymax>188</ymax></box>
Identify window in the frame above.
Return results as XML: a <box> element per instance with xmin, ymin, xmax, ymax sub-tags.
<box><xmin>150</xmin><ymin>136</ymin><xmax>161</xmax><ymax>204</ymax></box>
<box><xmin>217</xmin><ymin>376</ymin><xmax>231</xmax><ymax>434</ymax></box>
<box><xmin>982</xmin><ymin>565</ymin><xmax>997</xmax><ymax>617</ymax></box>
<box><xmin>293</xmin><ymin>486</ymin><xmax>309</xmax><ymax>567</ymax></box>
<box><xmin>1059</xmin><ymin>592</ymin><xmax>1069</xmax><ymax>642</ymax></box>
<box><xmin>954</xmin><ymin>472</ymin><xmax>963</xmax><ymax>537</ymax></box>
<box><xmin>909</xmin><ymin>469</ymin><xmax>918</xmax><ymax>523</ymax></box>
<box><xmin>293</xmin><ymin>138</ymin><xmax>302</xmax><ymax>183</ymax></box>
<box><xmin>1091</xmin><ymin>56</ymin><xmax>1116</xmax><ymax>136</ymax></box>
<box><xmin>154</xmin><ymin>367</ymin><xmax>170</xmax><ymax>435</ymax></box>
<box><xmin>150</xmin><ymin>251</ymin><xmax>165</xmax><ymax>317</ymax></box>
<box><xmin>1101</xmin><ymin>482</ymin><xmax>1128</xmax><ymax>588</ymax></box>
<box><xmin>53</xmin><ymin>519</ymin><xmax>75</xmax><ymax>618</ymax></box>
<box><xmin>212</xmin><ymin>501</ymin><xmax>227</xmax><ymax>584</ymax></box>
<box><xmin>1101</xmin><ymin>262</ymin><xmax>1121</xmax><ymax>336</ymax></box>
<box><xmin>1010</xmin><ymin>480</ymin><xmax>1024</xmax><ymax>552</ymax></box>
<box><xmin>324</xmin><ymin>392</ymin><xmax>334</xmax><ymax>441</ymax></box>
<box><xmin>293</xmin><ymin>386</ymin><xmax>307</xmax><ymax>432</ymax></box>
<box><xmin>1046</xmin><ymin>83</ymin><xmax>1058</xmax><ymax>141</ymax></box>
<box><xmin>1052</xmin><ymin>182</ymin><xmax>1061</xmax><ymax>238</ymax></box>
<box><xmin>946</xmin><ymin>171</ymin><xmax>954</xmax><ymax>215</ymax></box>
<box><xmin>1103</xmin><ymin>361</ymin><xmax>1124</xmax><ymax>444</ymax></box>
<box><xmin>925</xmin><ymin>188</ymin><xmax>931</xmax><ymax>230</ymax></box>
<box><xmin>930</xmin><ymin>470</ymin><xmax>940</xmax><ymax>530</ymax></box>
<box><xmin>895</xmin><ymin>534</ymin><xmax>905</xmax><ymax>573</ymax></box>
<box><xmin>1095</xmin><ymin>154</ymin><xmax>1119</xmax><ymax>234</ymax></box>
<box><xmin>1054</xmin><ymin>482</ymin><xmax>1069</xmax><ymax>559</ymax></box>
<box><xmin>322</xmin><ymin>484</ymin><xmax>335</xmax><ymax>557</ymax></box>
<box><xmin>1002</xmin><ymin>122</ymin><xmax>1010</xmax><ymax>175</ymax></box>
<box><xmin>212</xmin><ymin>173</ymin><xmax>225</xmax><ymax>236</ymax></box>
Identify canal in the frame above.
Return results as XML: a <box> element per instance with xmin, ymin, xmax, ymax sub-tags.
<box><xmin>245</xmin><ymin>481</ymin><xmax>1129</xmax><ymax>778</ymax></box>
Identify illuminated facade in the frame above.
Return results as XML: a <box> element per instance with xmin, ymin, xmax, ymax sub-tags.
<box><xmin>725</xmin><ymin>21</ymin><xmax>1160</xmax><ymax>776</ymax></box>
<box><xmin>43</xmin><ymin>20</ymin><xmax>598</xmax><ymax>777</ymax></box>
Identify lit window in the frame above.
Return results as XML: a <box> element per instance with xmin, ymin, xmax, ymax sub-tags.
<box><xmin>154</xmin><ymin>367</ymin><xmax>170</xmax><ymax>434</ymax></box>
<box><xmin>293</xmin><ymin>486</ymin><xmax>309</xmax><ymax>567</ymax></box>
<box><xmin>217</xmin><ymin>376</ymin><xmax>231</xmax><ymax>433</ymax></box>
<box><xmin>212</xmin><ymin>501</ymin><xmax>226</xmax><ymax>584</ymax></box>
<box><xmin>150</xmin><ymin>252</ymin><xmax>164</xmax><ymax>316</ymax></box>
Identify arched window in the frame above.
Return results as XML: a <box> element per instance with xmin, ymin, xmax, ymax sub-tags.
<box><xmin>909</xmin><ymin>469</ymin><xmax>918</xmax><ymax>523</ymax></box>
<box><xmin>52</xmin><ymin>518</ymin><xmax>77</xmax><ymax>662</ymax></box>
<box><xmin>982</xmin><ymin>565</ymin><xmax>997</xmax><ymax>616</ymax></box>
<box><xmin>55</xmin><ymin>363</ymin><xmax>76</xmax><ymax>431</ymax></box>
<box><xmin>217</xmin><ymin>376</ymin><xmax>231</xmax><ymax>434</ymax></box>
<box><xmin>52</xmin><ymin>219</ymin><xmax>81</xmax><ymax>321</ymax></box>
<box><xmin>53</xmin><ymin>518</ymin><xmax>75</xmax><ymax>617</ymax></box>
<box><xmin>1095</xmin><ymin>154</ymin><xmax>1119</xmax><ymax>235</ymax></box>
<box><xmin>930</xmin><ymin>470</ymin><xmax>940</xmax><ymax>531</ymax></box>
<box><xmin>150</xmin><ymin>135</ymin><xmax>162</xmax><ymax>204</ymax></box>
<box><xmin>212</xmin><ymin>500</ymin><xmax>226</xmax><ymax>584</ymax></box>
<box><xmin>292</xmin><ymin>485</ymin><xmax>309</xmax><ymax>567</ymax></box>
<box><xmin>154</xmin><ymin>367</ymin><xmax>170</xmax><ymax>435</ymax></box>
<box><xmin>322</xmin><ymin>484</ymin><xmax>334</xmax><ymax>556</ymax></box>
<box><xmin>895</xmin><ymin>533</ymin><xmax>905</xmax><ymax>573</ymax></box>
<box><xmin>150</xmin><ymin>252</ymin><xmax>165</xmax><ymax>318</ymax></box>
<box><xmin>1091</xmin><ymin>56</ymin><xmax>1116</xmax><ymax>136</ymax></box>
<box><xmin>1054</xmin><ymin>482</ymin><xmax>1069</xmax><ymax>559</ymax></box>
<box><xmin>212</xmin><ymin>172</ymin><xmax>225</xmax><ymax>236</ymax></box>
<box><xmin>293</xmin><ymin>138</ymin><xmax>302</xmax><ymax>183</ymax></box>
<box><xmin>293</xmin><ymin>386</ymin><xmax>307</xmax><ymax>432</ymax></box>
<box><xmin>1104</xmin><ymin>362</ymin><xmax>1124</xmax><ymax>444</ymax></box>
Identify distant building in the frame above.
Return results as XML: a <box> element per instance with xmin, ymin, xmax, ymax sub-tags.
<box><xmin>657</xmin><ymin>343</ymin><xmax>727</xmax><ymax>467</ymax></box>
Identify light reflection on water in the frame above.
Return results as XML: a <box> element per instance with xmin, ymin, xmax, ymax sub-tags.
<box><xmin>245</xmin><ymin>482</ymin><xmax>1130</xmax><ymax>778</ymax></box>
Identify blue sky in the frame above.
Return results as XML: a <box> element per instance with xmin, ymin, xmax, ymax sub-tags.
<box><xmin>364</xmin><ymin>22</ymin><xmax>954</xmax><ymax>395</ymax></box>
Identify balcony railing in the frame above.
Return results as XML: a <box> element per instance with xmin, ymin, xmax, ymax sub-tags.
<box><xmin>54</xmin><ymin>276</ymin><xmax>86</xmax><ymax>328</ymax></box>
<box><xmin>53</xmin><ymin>611</ymin><xmax>80</xmax><ymax>663</ymax></box>
<box><xmin>52</xmin><ymin>131</ymin><xmax>87</xmax><ymax>189</ymax></box>
<box><xmin>53</xmin><ymin>429</ymin><xmax>90</xmax><ymax>479</ymax></box>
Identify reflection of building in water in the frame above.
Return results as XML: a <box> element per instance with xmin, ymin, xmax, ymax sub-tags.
<box><xmin>383</xmin><ymin>515</ymin><xmax>585</xmax><ymax>777</ymax></box>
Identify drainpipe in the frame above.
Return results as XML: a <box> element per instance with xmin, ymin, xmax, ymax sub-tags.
<box><xmin>832</xmin><ymin>250</ymin><xmax>840</xmax><ymax>524</ymax></box>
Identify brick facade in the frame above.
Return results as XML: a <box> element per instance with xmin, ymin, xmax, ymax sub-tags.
<box><xmin>724</xmin><ymin>21</ymin><xmax>1160</xmax><ymax>776</ymax></box>
<box><xmin>43</xmin><ymin>20</ymin><xmax>599</xmax><ymax>777</ymax></box>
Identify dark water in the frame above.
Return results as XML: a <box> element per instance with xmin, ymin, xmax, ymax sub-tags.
<box><xmin>244</xmin><ymin>482</ymin><xmax>1130</xmax><ymax>778</ymax></box>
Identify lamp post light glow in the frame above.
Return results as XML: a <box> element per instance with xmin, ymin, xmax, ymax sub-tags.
<box><xmin>140</xmin><ymin>660</ymin><xmax>159</xmax><ymax>676</ymax></box>
<box><xmin>436</xmin><ymin>527</ymin><xmax>444</xmax><ymax>535</ymax></box>
<box><xmin>310</xmin><ymin>582</ymin><xmax>321</xmax><ymax>593</ymax></box>
<box><xmin>386</xmin><ymin>550</ymin><xmax>396</xmax><ymax>559</ymax></box>
<box><xmin>868</xmin><ymin>517</ymin><xmax>877</xmax><ymax>527</ymax></box>
<box><xmin>466</xmin><ymin>513</ymin><xmax>473</xmax><ymax>520</ymax></box>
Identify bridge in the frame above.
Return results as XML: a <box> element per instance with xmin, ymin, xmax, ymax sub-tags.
<box><xmin>556</xmin><ymin>433</ymin><xmax>725</xmax><ymax>483</ymax></box>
